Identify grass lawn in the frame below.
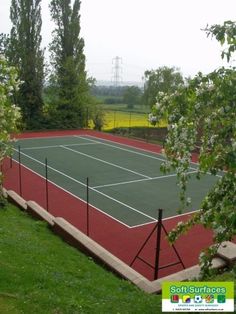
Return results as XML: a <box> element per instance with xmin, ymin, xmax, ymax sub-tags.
<box><xmin>0</xmin><ymin>204</ymin><xmax>161</xmax><ymax>314</ymax></box>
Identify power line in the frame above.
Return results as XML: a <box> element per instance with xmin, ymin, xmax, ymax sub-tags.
<box><xmin>111</xmin><ymin>56</ymin><xmax>122</xmax><ymax>86</ymax></box>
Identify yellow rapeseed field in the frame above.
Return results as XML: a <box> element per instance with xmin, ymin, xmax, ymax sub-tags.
<box><xmin>103</xmin><ymin>110</ymin><xmax>166</xmax><ymax>130</ymax></box>
<box><xmin>88</xmin><ymin>109</ymin><xmax>166</xmax><ymax>130</ymax></box>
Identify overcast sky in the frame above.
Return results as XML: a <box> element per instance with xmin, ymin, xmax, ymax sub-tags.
<box><xmin>0</xmin><ymin>0</ymin><xmax>235</xmax><ymax>83</ymax></box>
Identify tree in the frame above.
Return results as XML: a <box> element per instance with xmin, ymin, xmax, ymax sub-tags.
<box><xmin>0</xmin><ymin>56</ymin><xmax>21</xmax><ymax>206</ymax></box>
<box><xmin>9</xmin><ymin>0</ymin><xmax>44</xmax><ymax>129</ymax></box>
<box><xmin>143</xmin><ymin>66</ymin><xmax>184</xmax><ymax>108</ymax></box>
<box><xmin>91</xmin><ymin>104</ymin><xmax>106</xmax><ymax>131</ymax></box>
<box><xmin>123</xmin><ymin>86</ymin><xmax>142</xmax><ymax>109</ymax></box>
<box><xmin>205</xmin><ymin>20</ymin><xmax>236</xmax><ymax>62</ymax></box>
<box><xmin>152</xmin><ymin>21</ymin><xmax>236</xmax><ymax>277</ymax></box>
<box><xmin>49</xmin><ymin>0</ymin><xmax>90</xmax><ymax>129</ymax></box>
<box><xmin>0</xmin><ymin>34</ymin><xmax>10</xmax><ymax>56</ymax></box>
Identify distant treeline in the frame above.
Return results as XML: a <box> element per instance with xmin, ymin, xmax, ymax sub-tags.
<box><xmin>91</xmin><ymin>85</ymin><xmax>132</xmax><ymax>97</ymax></box>
<box><xmin>91</xmin><ymin>85</ymin><xmax>143</xmax><ymax>106</ymax></box>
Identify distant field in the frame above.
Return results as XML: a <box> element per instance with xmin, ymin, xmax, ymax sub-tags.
<box><xmin>101</xmin><ymin>104</ymin><xmax>149</xmax><ymax>113</ymax></box>
<box><xmin>103</xmin><ymin>110</ymin><xmax>166</xmax><ymax>130</ymax></box>
<box><xmin>88</xmin><ymin>104</ymin><xmax>166</xmax><ymax>130</ymax></box>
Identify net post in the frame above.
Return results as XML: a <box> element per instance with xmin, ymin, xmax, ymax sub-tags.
<box><xmin>86</xmin><ymin>177</ymin><xmax>89</xmax><ymax>236</ymax></box>
<box><xmin>18</xmin><ymin>145</ymin><xmax>22</xmax><ymax>196</ymax></box>
<box><xmin>45</xmin><ymin>158</ymin><xmax>49</xmax><ymax>212</ymax></box>
<box><xmin>154</xmin><ymin>208</ymin><xmax>163</xmax><ymax>280</ymax></box>
<box><xmin>10</xmin><ymin>155</ymin><xmax>13</xmax><ymax>168</ymax></box>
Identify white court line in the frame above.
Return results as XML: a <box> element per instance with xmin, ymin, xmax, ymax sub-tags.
<box><xmin>10</xmin><ymin>158</ymin><xmax>133</xmax><ymax>229</ymax></box>
<box><xmin>132</xmin><ymin>209</ymin><xmax>199</xmax><ymax>229</ymax></box>
<box><xmin>16</xmin><ymin>135</ymin><xmax>78</xmax><ymax>141</ymax></box>
<box><xmin>17</xmin><ymin>134</ymin><xmax>225</xmax><ymax>176</ymax></box>
<box><xmin>132</xmin><ymin>220</ymin><xmax>158</xmax><ymax>229</ymax></box>
<box><xmin>163</xmin><ymin>209</ymin><xmax>198</xmax><ymax>222</ymax></box>
<box><xmin>21</xmin><ymin>142</ymin><xmax>100</xmax><ymax>150</ymax></box>
<box><xmin>19</xmin><ymin>134</ymin><xmax>224</xmax><ymax>178</ymax></box>
<box><xmin>8</xmin><ymin>155</ymin><xmax>203</xmax><ymax>230</ymax></box>
<box><xmin>61</xmin><ymin>145</ymin><xmax>151</xmax><ymax>179</ymax></box>
<box><xmin>12</xmin><ymin>156</ymin><xmax>198</xmax><ymax>230</ymax></box>
<box><xmin>15</xmin><ymin>148</ymin><xmax>157</xmax><ymax>223</ymax></box>
<box><xmin>76</xmin><ymin>135</ymin><xmax>223</xmax><ymax>178</ymax></box>
<box><xmin>75</xmin><ymin>135</ymin><xmax>198</xmax><ymax>172</ymax></box>
<box><xmin>10</xmin><ymin>134</ymin><xmax>222</xmax><ymax>230</ymax></box>
<box><xmin>22</xmin><ymin>144</ymin><xmax>63</xmax><ymax>150</ymax></box>
<box><xmin>93</xmin><ymin>170</ymin><xmax>198</xmax><ymax>189</ymax></box>
<box><xmin>75</xmin><ymin>135</ymin><xmax>169</xmax><ymax>162</ymax></box>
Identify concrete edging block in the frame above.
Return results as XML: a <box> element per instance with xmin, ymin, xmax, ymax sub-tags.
<box><xmin>216</xmin><ymin>241</ymin><xmax>236</xmax><ymax>266</ymax></box>
<box><xmin>52</xmin><ymin>217</ymin><xmax>155</xmax><ymax>293</ymax></box>
<box><xmin>2</xmin><ymin>187</ymin><xmax>8</xmax><ymax>198</ymax></box>
<box><xmin>3</xmin><ymin>189</ymin><xmax>232</xmax><ymax>294</ymax></box>
<box><xmin>26</xmin><ymin>201</ymin><xmax>54</xmax><ymax>226</ymax></box>
<box><xmin>6</xmin><ymin>190</ymin><xmax>27</xmax><ymax>210</ymax></box>
<box><xmin>212</xmin><ymin>257</ymin><xmax>227</xmax><ymax>269</ymax></box>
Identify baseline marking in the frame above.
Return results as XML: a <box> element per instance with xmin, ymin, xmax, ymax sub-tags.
<box><xmin>17</xmin><ymin>133</ymin><xmax>225</xmax><ymax>177</ymax></box>
<box><xmin>21</xmin><ymin>142</ymin><xmax>100</xmax><ymax>150</ymax></box>
<box><xmin>132</xmin><ymin>209</ymin><xmax>199</xmax><ymax>229</ymax></box>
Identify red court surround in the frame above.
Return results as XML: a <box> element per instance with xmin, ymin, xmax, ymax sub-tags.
<box><xmin>4</xmin><ymin>129</ymin><xmax>213</xmax><ymax>280</ymax></box>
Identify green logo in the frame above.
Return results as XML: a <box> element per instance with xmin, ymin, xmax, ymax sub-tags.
<box><xmin>217</xmin><ymin>295</ymin><xmax>226</xmax><ymax>303</ymax></box>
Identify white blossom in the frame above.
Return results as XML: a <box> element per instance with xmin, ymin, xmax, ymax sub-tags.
<box><xmin>148</xmin><ymin>113</ymin><xmax>157</xmax><ymax>123</ymax></box>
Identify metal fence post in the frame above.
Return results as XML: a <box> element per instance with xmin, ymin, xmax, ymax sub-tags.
<box><xmin>154</xmin><ymin>209</ymin><xmax>163</xmax><ymax>280</ymax></box>
<box><xmin>45</xmin><ymin>158</ymin><xmax>49</xmax><ymax>211</ymax></box>
<box><xmin>18</xmin><ymin>145</ymin><xmax>22</xmax><ymax>196</ymax></box>
<box><xmin>86</xmin><ymin>177</ymin><xmax>89</xmax><ymax>236</ymax></box>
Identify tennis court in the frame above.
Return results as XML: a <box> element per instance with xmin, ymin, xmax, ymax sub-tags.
<box><xmin>2</xmin><ymin>130</ymin><xmax>222</xmax><ymax>280</ymax></box>
<box><xmin>12</xmin><ymin>134</ymin><xmax>220</xmax><ymax>228</ymax></box>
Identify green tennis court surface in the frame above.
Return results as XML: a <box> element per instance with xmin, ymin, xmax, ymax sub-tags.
<box><xmin>13</xmin><ymin>135</ymin><xmax>220</xmax><ymax>227</ymax></box>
